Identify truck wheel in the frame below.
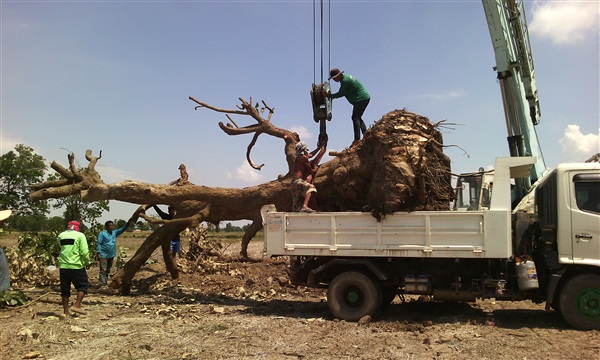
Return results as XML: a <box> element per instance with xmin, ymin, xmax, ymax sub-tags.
<box><xmin>559</xmin><ymin>274</ymin><xmax>600</xmax><ymax>330</ymax></box>
<box><xmin>327</xmin><ymin>271</ymin><xmax>381</xmax><ymax>321</ymax></box>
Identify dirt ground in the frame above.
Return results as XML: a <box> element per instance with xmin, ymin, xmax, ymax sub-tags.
<box><xmin>1</xmin><ymin>236</ymin><xmax>599</xmax><ymax>360</ymax></box>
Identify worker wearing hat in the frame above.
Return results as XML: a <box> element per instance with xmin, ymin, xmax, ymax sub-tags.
<box><xmin>291</xmin><ymin>141</ymin><xmax>326</xmax><ymax>212</ymax></box>
<box><xmin>326</xmin><ymin>68</ymin><xmax>371</xmax><ymax>147</ymax></box>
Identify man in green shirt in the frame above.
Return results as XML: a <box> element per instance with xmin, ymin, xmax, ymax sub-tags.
<box><xmin>326</xmin><ymin>68</ymin><xmax>371</xmax><ymax>147</ymax></box>
<box><xmin>57</xmin><ymin>221</ymin><xmax>90</xmax><ymax>316</ymax></box>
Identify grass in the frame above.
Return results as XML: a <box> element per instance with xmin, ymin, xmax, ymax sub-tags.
<box><xmin>0</xmin><ymin>231</ymin><xmax>20</xmax><ymax>247</ymax></box>
<box><xmin>207</xmin><ymin>230</ymin><xmax>264</xmax><ymax>244</ymax></box>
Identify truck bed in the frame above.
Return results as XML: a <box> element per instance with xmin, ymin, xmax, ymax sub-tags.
<box><xmin>262</xmin><ymin>205</ymin><xmax>512</xmax><ymax>259</ymax></box>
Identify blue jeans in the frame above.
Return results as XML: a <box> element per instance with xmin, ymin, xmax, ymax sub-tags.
<box><xmin>99</xmin><ymin>257</ymin><xmax>114</xmax><ymax>286</ymax></box>
<box><xmin>351</xmin><ymin>98</ymin><xmax>370</xmax><ymax>141</ymax></box>
<box><xmin>170</xmin><ymin>240</ymin><xmax>181</xmax><ymax>257</ymax></box>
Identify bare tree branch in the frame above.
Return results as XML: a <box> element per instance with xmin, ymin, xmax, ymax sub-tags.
<box><xmin>189</xmin><ymin>96</ymin><xmax>299</xmax><ymax>174</ymax></box>
<box><xmin>247</xmin><ymin>132</ymin><xmax>264</xmax><ymax>170</ymax></box>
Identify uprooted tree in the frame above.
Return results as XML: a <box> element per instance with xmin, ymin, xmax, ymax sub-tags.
<box><xmin>29</xmin><ymin>96</ymin><xmax>455</xmax><ymax>294</ymax></box>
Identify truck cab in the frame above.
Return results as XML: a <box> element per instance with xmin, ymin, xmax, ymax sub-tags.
<box><xmin>535</xmin><ymin>163</ymin><xmax>600</xmax><ymax>266</ymax></box>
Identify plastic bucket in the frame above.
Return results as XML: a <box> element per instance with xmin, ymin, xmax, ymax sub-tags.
<box><xmin>516</xmin><ymin>260</ymin><xmax>539</xmax><ymax>290</ymax></box>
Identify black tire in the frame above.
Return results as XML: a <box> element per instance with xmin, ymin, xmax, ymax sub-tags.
<box><xmin>327</xmin><ymin>271</ymin><xmax>381</xmax><ymax>321</ymax></box>
<box><xmin>558</xmin><ymin>274</ymin><xmax>600</xmax><ymax>330</ymax></box>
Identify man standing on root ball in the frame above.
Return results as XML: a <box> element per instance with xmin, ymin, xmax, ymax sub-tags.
<box><xmin>325</xmin><ymin>68</ymin><xmax>371</xmax><ymax>147</ymax></box>
<box><xmin>57</xmin><ymin>221</ymin><xmax>90</xmax><ymax>316</ymax></box>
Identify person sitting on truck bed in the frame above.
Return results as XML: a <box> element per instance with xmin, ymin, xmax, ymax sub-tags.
<box><xmin>291</xmin><ymin>140</ymin><xmax>326</xmax><ymax>212</ymax></box>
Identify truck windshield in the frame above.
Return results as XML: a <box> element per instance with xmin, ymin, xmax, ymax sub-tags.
<box><xmin>455</xmin><ymin>174</ymin><xmax>484</xmax><ymax>210</ymax></box>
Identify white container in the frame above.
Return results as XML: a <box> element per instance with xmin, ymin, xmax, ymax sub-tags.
<box><xmin>516</xmin><ymin>260</ymin><xmax>539</xmax><ymax>290</ymax></box>
<box><xmin>404</xmin><ymin>275</ymin><xmax>417</xmax><ymax>292</ymax></box>
<box><xmin>416</xmin><ymin>275</ymin><xmax>430</xmax><ymax>292</ymax></box>
<box><xmin>404</xmin><ymin>274</ymin><xmax>430</xmax><ymax>293</ymax></box>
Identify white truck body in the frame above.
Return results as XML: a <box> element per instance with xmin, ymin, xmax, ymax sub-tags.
<box><xmin>262</xmin><ymin>157</ymin><xmax>534</xmax><ymax>260</ymax></box>
<box><xmin>263</xmin><ymin>210</ymin><xmax>511</xmax><ymax>259</ymax></box>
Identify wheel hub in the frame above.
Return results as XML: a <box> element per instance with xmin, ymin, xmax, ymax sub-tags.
<box><xmin>346</xmin><ymin>290</ymin><xmax>360</xmax><ymax>304</ymax></box>
<box><xmin>576</xmin><ymin>287</ymin><xmax>600</xmax><ymax>319</ymax></box>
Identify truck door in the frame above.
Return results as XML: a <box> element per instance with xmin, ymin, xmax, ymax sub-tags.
<box><xmin>570</xmin><ymin>173</ymin><xmax>600</xmax><ymax>263</ymax></box>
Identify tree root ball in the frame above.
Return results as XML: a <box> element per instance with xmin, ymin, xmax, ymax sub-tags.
<box><xmin>315</xmin><ymin>109</ymin><xmax>454</xmax><ymax>220</ymax></box>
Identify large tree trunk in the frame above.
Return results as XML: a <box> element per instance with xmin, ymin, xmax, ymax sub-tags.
<box><xmin>30</xmin><ymin>99</ymin><xmax>455</xmax><ymax>294</ymax></box>
<box><xmin>112</xmin><ymin>223</ymin><xmax>186</xmax><ymax>294</ymax></box>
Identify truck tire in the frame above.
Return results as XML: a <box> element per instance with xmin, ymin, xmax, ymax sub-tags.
<box><xmin>327</xmin><ymin>271</ymin><xmax>381</xmax><ymax>321</ymax></box>
<box><xmin>558</xmin><ymin>274</ymin><xmax>600</xmax><ymax>330</ymax></box>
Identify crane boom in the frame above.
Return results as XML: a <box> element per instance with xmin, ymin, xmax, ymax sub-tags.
<box><xmin>482</xmin><ymin>0</ymin><xmax>546</xmax><ymax>201</ymax></box>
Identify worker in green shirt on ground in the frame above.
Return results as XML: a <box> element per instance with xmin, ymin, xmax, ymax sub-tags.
<box><xmin>57</xmin><ymin>221</ymin><xmax>90</xmax><ymax>316</ymax></box>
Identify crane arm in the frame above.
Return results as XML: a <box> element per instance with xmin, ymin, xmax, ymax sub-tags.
<box><xmin>482</xmin><ymin>0</ymin><xmax>546</xmax><ymax>201</ymax></box>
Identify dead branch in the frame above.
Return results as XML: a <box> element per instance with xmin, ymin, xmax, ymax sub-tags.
<box><xmin>29</xmin><ymin>150</ymin><xmax>104</xmax><ymax>199</ymax></box>
<box><xmin>189</xmin><ymin>96</ymin><xmax>299</xmax><ymax>174</ymax></box>
<box><xmin>85</xmin><ymin>149</ymin><xmax>102</xmax><ymax>168</ymax></box>
<box><xmin>247</xmin><ymin>133</ymin><xmax>264</xmax><ymax>170</ymax></box>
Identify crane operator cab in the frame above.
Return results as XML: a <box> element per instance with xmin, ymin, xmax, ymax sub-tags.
<box><xmin>454</xmin><ymin>167</ymin><xmax>494</xmax><ymax>211</ymax></box>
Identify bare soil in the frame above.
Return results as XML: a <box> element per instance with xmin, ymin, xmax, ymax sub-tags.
<box><xmin>1</xmin><ymin>236</ymin><xmax>599</xmax><ymax>360</ymax></box>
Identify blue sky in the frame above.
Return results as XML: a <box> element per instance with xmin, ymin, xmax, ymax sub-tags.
<box><xmin>1</xmin><ymin>0</ymin><xmax>599</xmax><ymax>222</ymax></box>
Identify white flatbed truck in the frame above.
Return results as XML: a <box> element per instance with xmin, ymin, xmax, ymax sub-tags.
<box><xmin>262</xmin><ymin>157</ymin><xmax>600</xmax><ymax>330</ymax></box>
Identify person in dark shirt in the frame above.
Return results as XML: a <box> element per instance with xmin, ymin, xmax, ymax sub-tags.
<box><xmin>153</xmin><ymin>205</ymin><xmax>181</xmax><ymax>260</ymax></box>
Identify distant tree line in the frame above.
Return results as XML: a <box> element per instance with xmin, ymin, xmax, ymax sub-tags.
<box><xmin>0</xmin><ymin>144</ymin><xmax>110</xmax><ymax>232</ymax></box>
<box><xmin>213</xmin><ymin>222</ymin><xmax>249</xmax><ymax>233</ymax></box>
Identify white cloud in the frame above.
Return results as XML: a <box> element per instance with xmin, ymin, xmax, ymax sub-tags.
<box><xmin>289</xmin><ymin>125</ymin><xmax>313</xmax><ymax>141</ymax></box>
<box><xmin>559</xmin><ymin>124</ymin><xmax>600</xmax><ymax>162</ymax></box>
<box><xmin>0</xmin><ymin>134</ymin><xmax>21</xmax><ymax>155</ymax></box>
<box><xmin>529</xmin><ymin>1</ymin><xmax>600</xmax><ymax>45</ymax></box>
<box><xmin>231</xmin><ymin>162</ymin><xmax>266</xmax><ymax>183</ymax></box>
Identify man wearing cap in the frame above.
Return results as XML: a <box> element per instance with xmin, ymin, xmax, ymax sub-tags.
<box><xmin>97</xmin><ymin>219</ymin><xmax>132</xmax><ymax>287</ymax></box>
<box><xmin>325</xmin><ymin>68</ymin><xmax>371</xmax><ymax>147</ymax></box>
<box><xmin>57</xmin><ymin>221</ymin><xmax>90</xmax><ymax>316</ymax></box>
